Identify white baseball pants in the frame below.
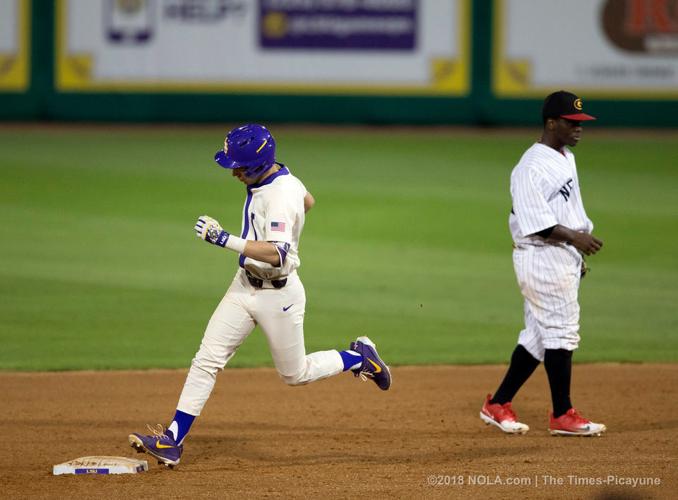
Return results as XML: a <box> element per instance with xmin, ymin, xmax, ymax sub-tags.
<box><xmin>513</xmin><ymin>245</ymin><xmax>582</xmax><ymax>362</ymax></box>
<box><xmin>177</xmin><ymin>270</ymin><xmax>343</xmax><ymax>416</ymax></box>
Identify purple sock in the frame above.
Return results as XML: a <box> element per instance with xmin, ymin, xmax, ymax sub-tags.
<box><xmin>167</xmin><ymin>409</ymin><xmax>195</xmax><ymax>445</ymax></box>
<box><xmin>339</xmin><ymin>350</ymin><xmax>363</xmax><ymax>371</ymax></box>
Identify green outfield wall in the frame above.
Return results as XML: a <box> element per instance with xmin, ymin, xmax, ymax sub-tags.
<box><xmin>1</xmin><ymin>0</ymin><xmax>677</xmax><ymax>126</ymax></box>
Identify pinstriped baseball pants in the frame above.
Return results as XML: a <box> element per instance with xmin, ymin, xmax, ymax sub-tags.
<box><xmin>513</xmin><ymin>245</ymin><xmax>582</xmax><ymax>362</ymax></box>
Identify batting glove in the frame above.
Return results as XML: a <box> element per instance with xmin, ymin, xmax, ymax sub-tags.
<box><xmin>195</xmin><ymin>215</ymin><xmax>231</xmax><ymax>248</ymax></box>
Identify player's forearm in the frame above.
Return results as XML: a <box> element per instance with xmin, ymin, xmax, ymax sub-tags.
<box><xmin>195</xmin><ymin>216</ymin><xmax>281</xmax><ymax>265</ymax></box>
<box><xmin>243</xmin><ymin>241</ymin><xmax>281</xmax><ymax>266</ymax></box>
<box><xmin>537</xmin><ymin>224</ymin><xmax>603</xmax><ymax>255</ymax></box>
<box><xmin>538</xmin><ymin>224</ymin><xmax>577</xmax><ymax>243</ymax></box>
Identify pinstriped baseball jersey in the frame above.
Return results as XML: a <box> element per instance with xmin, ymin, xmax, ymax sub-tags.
<box><xmin>509</xmin><ymin>143</ymin><xmax>593</xmax><ymax>247</ymax></box>
<box><xmin>508</xmin><ymin>142</ymin><xmax>593</xmax><ymax>360</ymax></box>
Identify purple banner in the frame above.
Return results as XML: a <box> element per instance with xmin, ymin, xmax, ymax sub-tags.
<box><xmin>259</xmin><ymin>0</ymin><xmax>417</xmax><ymax>51</ymax></box>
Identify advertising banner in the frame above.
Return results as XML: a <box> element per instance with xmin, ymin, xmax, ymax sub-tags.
<box><xmin>0</xmin><ymin>0</ymin><xmax>29</xmax><ymax>91</ymax></box>
<box><xmin>493</xmin><ymin>0</ymin><xmax>678</xmax><ymax>98</ymax></box>
<box><xmin>57</xmin><ymin>0</ymin><xmax>470</xmax><ymax>95</ymax></box>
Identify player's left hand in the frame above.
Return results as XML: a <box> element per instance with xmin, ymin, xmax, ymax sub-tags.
<box><xmin>195</xmin><ymin>215</ymin><xmax>231</xmax><ymax>247</ymax></box>
<box><xmin>571</xmin><ymin>231</ymin><xmax>603</xmax><ymax>256</ymax></box>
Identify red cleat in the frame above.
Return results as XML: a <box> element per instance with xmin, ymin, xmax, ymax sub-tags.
<box><xmin>479</xmin><ymin>394</ymin><xmax>529</xmax><ymax>434</ymax></box>
<box><xmin>549</xmin><ymin>408</ymin><xmax>606</xmax><ymax>436</ymax></box>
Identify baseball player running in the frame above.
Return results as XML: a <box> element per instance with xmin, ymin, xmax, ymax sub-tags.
<box><xmin>129</xmin><ymin>124</ymin><xmax>391</xmax><ymax>467</ymax></box>
<box><xmin>480</xmin><ymin>91</ymin><xmax>606</xmax><ymax>437</ymax></box>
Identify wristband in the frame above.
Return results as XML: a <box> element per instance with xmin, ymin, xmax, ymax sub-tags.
<box><xmin>224</xmin><ymin>234</ymin><xmax>247</xmax><ymax>254</ymax></box>
<box><xmin>214</xmin><ymin>231</ymin><xmax>230</xmax><ymax>247</ymax></box>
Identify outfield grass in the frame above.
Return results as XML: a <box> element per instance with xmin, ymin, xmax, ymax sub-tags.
<box><xmin>1</xmin><ymin>126</ymin><xmax>676</xmax><ymax>370</ymax></box>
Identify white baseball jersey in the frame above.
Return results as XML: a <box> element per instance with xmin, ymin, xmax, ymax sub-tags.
<box><xmin>176</xmin><ymin>164</ymin><xmax>344</xmax><ymax>417</ymax></box>
<box><xmin>239</xmin><ymin>165</ymin><xmax>305</xmax><ymax>280</ymax></box>
<box><xmin>509</xmin><ymin>143</ymin><xmax>593</xmax><ymax>361</ymax></box>
<box><xmin>510</xmin><ymin>143</ymin><xmax>593</xmax><ymax>250</ymax></box>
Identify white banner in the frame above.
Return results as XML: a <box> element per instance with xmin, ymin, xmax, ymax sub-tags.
<box><xmin>57</xmin><ymin>0</ymin><xmax>470</xmax><ymax>95</ymax></box>
<box><xmin>493</xmin><ymin>0</ymin><xmax>678</xmax><ymax>98</ymax></box>
<box><xmin>0</xmin><ymin>0</ymin><xmax>29</xmax><ymax>91</ymax></box>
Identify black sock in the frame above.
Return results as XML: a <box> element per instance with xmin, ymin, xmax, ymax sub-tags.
<box><xmin>544</xmin><ymin>349</ymin><xmax>573</xmax><ymax>418</ymax></box>
<box><xmin>490</xmin><ymin>344</ymin><xmax>540</xmax><ymax>405</ymax></box>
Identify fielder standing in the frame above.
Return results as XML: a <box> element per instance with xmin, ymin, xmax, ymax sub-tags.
<box><xmin>480</xmin><ymin>91</ymin><xmax>606</xmax><ymax>436</ymax></box>
<box><xmin>129</xmin><ymin>124</ymin><xmax>391</xmax><ymax>467</ymax></box>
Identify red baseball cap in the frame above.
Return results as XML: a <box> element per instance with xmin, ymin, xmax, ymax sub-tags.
<box><xmin>542</xmin><ymin>90</ymin><xmax>596</xmax><ymax>121</ymax></box>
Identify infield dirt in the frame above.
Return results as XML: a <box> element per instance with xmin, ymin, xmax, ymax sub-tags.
<box><xmin>3</xmin><ymin>364</ymin><xmax>676</xmax><ymax>499</ymax></box>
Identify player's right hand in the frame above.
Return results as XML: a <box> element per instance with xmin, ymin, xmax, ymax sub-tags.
<box><xmin>572</xmin><ymin>232</ymin><xmax>603</xmax><ymax>255</ymax></box>
<box><xmin>194</xmin><ymin>215</ymin><xmax>231</xmax><ymax>247</ymax></box>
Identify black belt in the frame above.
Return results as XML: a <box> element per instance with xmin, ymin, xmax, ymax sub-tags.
<box><xmin>245</xmin><ymin>270</ymin><xmax>287</xmax><ymax>289</ymax></box>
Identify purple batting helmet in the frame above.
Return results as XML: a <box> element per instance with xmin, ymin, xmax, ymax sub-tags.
<box><xmin>214</xmin><ymin>124</ymin><xmax>276</xmax><ymax>179</ymax></box>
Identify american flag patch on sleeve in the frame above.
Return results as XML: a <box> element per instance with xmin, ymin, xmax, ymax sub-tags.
<box><xmin>271</xmin><ymin>221</ymin><xmax>286</xmax><ymax>232</ymax></box>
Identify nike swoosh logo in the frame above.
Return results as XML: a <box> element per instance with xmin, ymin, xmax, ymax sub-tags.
<box><xmin>282</xmin><ymin>304</ymin><xmax>293</xmax><ymax>312</ymax></box>
<box><xmin>367</xmin><ymin>358</ymin><xmax>382</xmax><ymax>373</ymax></box>
<box><xmin>155</xmin><ymin>440</ymin><xmax>175</xmax><ymax>449</ymax></box>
